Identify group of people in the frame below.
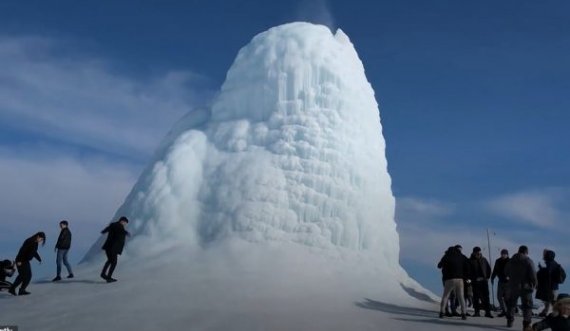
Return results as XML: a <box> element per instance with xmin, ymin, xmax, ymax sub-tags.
<box><xmin>438</xmin><ymin>244</ymin><xmax>568</xmax><ymax>331</ymax></box>
<box><xmin>0</xmin><ymin>216</ymin><xmax>130</xmax><ymax>296</ymax></box>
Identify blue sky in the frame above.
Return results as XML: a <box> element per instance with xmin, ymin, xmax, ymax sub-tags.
<box><xmin>0</xmin><ymin>0</ymin><xmax>568</xmax><ymax>295</ymax></box>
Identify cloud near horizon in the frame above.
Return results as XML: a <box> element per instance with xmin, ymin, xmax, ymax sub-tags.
<box><xmin>485</xmin><ymin>188</ymin><xmax>569</xmax><ymax>229</ymax></box>
<box><xmin>0</xmin><ymin>35</ymin><xmax>209</xmax><ymax>160</ymax></box>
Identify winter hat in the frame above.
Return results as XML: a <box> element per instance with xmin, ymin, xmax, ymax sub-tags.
<box><xmin>473</xmin><ymin>246</ymin><xmax>482</xmax><ymax>253</ymax></box>
<box><xmin>501</xmin><ymin>249</ymin><xmax>509</xmax><ymax>255</ymax></box>
<box><xmin>119</xmin><ymin>216</ymin><xmax>129</xmax><ymax>223</ymax></box>
<box><xmin>553</xmin><ymin>295</ymin><xmax>570</xmax><ymax>315</ymax></box>
<box><xmin>455</xmin><ymin>244</ymin><xmax>463</xmax><ymax>250</ymax></box>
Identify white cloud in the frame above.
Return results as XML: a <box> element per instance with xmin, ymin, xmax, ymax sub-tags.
<box><xmin>396</xmin><ymin>195</ymin><xmax>570</xmax><ymax>270</ymax></box>
<box><xmin>0</xmin><ymin>36</ymin><xmax>208</xmax><ymax>159</ymax></box>
<box><xmin>486</xmin><ymin>189</ymin><xmax>568</xmax><ymax>228</ymax></box>
<box><xmin>0</xmin><ymin>148</ymin><xmax>138</xmax><ymax>257</ymax></box>
<box><xmin>396</xmin><ymin>196</ymin><xmax>454</xmax><ymax>220</ymax></box>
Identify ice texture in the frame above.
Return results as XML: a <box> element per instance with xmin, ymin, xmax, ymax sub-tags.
<box><xmin>85</xmin><ymin>22</ymin><xmax>399</xmax><ymax>273</ymax></box>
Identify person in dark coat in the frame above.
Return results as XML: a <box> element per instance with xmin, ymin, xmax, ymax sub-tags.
<box><xmin>52</xmin><ymin>220</ymin><xmax>74</xmax><ymax>281</ymax></box>
<box><xmin>505</xmin><ymin>245</ymin><xmax>538</xmax><ymax>331</ymax></box>
<box><xmin>537</xmin><ymin>249</ymin><xmax>565</xmax><ymax>317</ymax></box>
<box><xmin>491</xmin><ymin>248</ymin><xmax>510</xmax><ymax>317</ymax></box>
<box><xmin>532</xmin><ymin>294</ymin><xmax>570</xmax><ymax>331</ymax></box>
<box><xmin>9</xmin><ymin>232</ymin><xmax>46</xmax><ymax>296</ymax></box>
<box><xmin>100</xmin><ymin>216</ymin><xmax>129</xmax><ymax>283</ymax></box>
<box><xmin>438</xmin><ymin>245</ymin><xmax>470</xmax><ymax>320</ymax></box>
<box><xmin>469</xmin><ymin>246</ymin><xmax>493</xmax><ymax>318</ymax></box>
<box><xmin>0</xmin><ymin>259</ymin><xmax>16</xmax><ymax>290</ymax></box>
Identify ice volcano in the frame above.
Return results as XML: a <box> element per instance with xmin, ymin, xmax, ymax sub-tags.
<box><xmin>84</xmin><ymin>22</ymin><xmax>432</xmax><ymax>302</ymax></box>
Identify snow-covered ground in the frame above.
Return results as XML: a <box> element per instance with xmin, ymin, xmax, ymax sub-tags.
<box><xmin>0</xmin><ymin>241</ymin><xmax>534</xmax><ymax>331</ymax></box>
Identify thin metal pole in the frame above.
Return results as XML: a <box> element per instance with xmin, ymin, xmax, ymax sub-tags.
<box><xmin>487</xmin><ymin>228</ymin><xmax>496</xmax><ymax>309</ymax></box>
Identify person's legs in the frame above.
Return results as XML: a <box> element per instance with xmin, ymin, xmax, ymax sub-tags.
<box><xmin>479</xmin><ymin>281</ymin><xmax>492</xmax><ymax>316</ymax></box>
<box><xmin>453</xmin><ymin>279</ymin><xmax>467</xmax><ymax>315</ymax></box>
<box><xmin>101</xmin><ymin>250</ymin><xmax>112</xmax><ymax>278</ymax></box>
<box><xmin>505</xmin><ymin>287</ymin><xmax>519</xmax><ymax>327</ymax></box>
<box><xmin>449</xmin><ymin>290</ymin><xmax>458</xmax><ymax>315</ymax></box>
<box><xmin>56</xmin><ymin>249</ymin><xmax>63</xmax><ymax>277</ymax></box>
<box><xmin>62</xmin><ymin>249</ymin><xmax>73</xmax><ymax>276</ymax></box>
<box><xmin>497</xmin><ymin>282</ymin><xmax>507</xmax><ymax>314</ymax></box>
<box><xmin>18</xmin><ymin>261</ymin><xmax>32</xmax><ymax>293</ymax></box>
<box><xmin>106</xmin><ymin>253</ymin><xmax>118</xmax><ymax>278</ymax></box>
<box><xmin>440</xmin><ymin>279</ymin><xmax>455</xmax><ymax>315</ymax></box>
<box><xmin>472</xmin><ymin>282</ymin><xmax>482</xmax><ymax>315</ymax></box>
<box><xmin>521</xmin><ymin>290</ymin><xmax>533</xmax><ymax>330</ymax></box>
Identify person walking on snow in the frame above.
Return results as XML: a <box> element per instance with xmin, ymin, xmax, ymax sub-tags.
<box><xmin>100</xmin><ymin>216</ymin><xmax>129</xmax><ymax>283</ymax></box>
<box><xmin>505</xmin><ymin>245</ymin><xmax>538</xmax><ymax>331</ymax></box>
<box><xmin>537</xmin><ymin>249</ymin><xmax>566</xmax><ymax>317</ymax></box>
<box><xmin>438</xmin><ymin>245</ymin><xmax>469</xmax><ymax>320</ymax></box>
<box><xmin>9</xmin><ymin>232</ymin><xmax>46</xmax><ymax>296</ymax></box>
<box><xmin>469</xmin><ymin>246</ymin><xmax>494</xmax><ymax>318</ymax></box>
<box><xmin>492</xmin><ymin>248</ymin><xmax>511</xmax><ymax>317</ymax></box>
<box><xmin>52</xmin><ymin>220</ymin><xmax>74</xmax><ymax>281</ymax></box>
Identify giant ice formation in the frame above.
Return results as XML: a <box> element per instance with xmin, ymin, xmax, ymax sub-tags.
<box><xmin>85</xmin><ymin>22</ymin><xmax>406</xmax><ymax>278</ymax></box>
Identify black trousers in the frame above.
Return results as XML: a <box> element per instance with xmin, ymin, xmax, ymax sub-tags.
<box><xmin>12</xmin><ymin>261</ymin><xmax>32</xmax><ymax>292</ymax></box>
<box><xmin>473</xmin><ymin>280</ymin><xmax>491</xmax><ymax>313</ymax></box>
<box><xmin>102</xmin><ymin>250</ymin><xmax>118</xmax><ymax>278</ymax></box>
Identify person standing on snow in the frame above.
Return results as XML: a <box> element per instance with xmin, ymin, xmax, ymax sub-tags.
<box><xmin>100</xmin><ymin>216</ymin><xmax>129</xmax><ymax>283</ymax></box>
<box><xmin>52</xmin><ymin>220</ymin><xmax>74</xmax><ymax>281</ymax></box>
<box><xmin>469</xmin><ymin>246</ymin><xmax>493</xmax><ymax>318</ymax></box>
<box><xmin>9</xmin><ymin>232</ymin><xmax>46</xmax><ymax>296</ymax></box>
<box><xmin>536</xmin><ymin>249</ymin><xmax>566</xmax><ymax>317</ymax></box>
<box><xmin>438</xmin><ymin>245</ymin><xmax>469</xmax><ymax>320</ymax></box>
<box><xmin>505</xmin><ymin>245</ymin><xmax>538</xmax><ymax>331</ymax></box>
<box><xmin>491</xmin><ymin>248</ymin><xmax>510</xmax><ymax>317</ymax></box>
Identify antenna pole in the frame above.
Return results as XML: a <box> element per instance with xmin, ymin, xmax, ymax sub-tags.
<box><xmin>487</xmin><ymin>228</ymin><xmax>496</xmax><ymax>310</ymax></box>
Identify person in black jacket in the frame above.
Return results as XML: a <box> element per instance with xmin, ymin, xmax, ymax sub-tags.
<box><xmin>0</xmin><ymin>259</ymin><xmax>16</xmax><ymax>290</ymax></box>
<box><xmin>491</xmin><ymin>249</ymin><xmax>510</xmax><ymax>317</ymax></box>
<box><xmin>9</xmin><ymin>232</ymin><xmax>46</xmax><ymax>296</ymax></box>
<box><xmin>52</xmin><ymin>220</ymin><xmax>74</xmax><ymax>282</ymax></box>
<box><xmin>100</xmin><ymin>216</ymin><xmax>129</xmax><ymax>283</ymax></box>
<box><xmin>438</xmin><ymin>245</ymin><xmax>470</xmax><ymax>320</ymax></box>
<box><xmin>469</xmin><ymin>246</ymin><xmax>493</xmax><ymax>318</ymax></box>
<box><xmin>537</xmin><ymin>249</ymin><xmax>565</xmax><ymax>317</ymax></box>
<box><xmin>505</xmin><ymin>245</ymin><xmax>537</xmax><ymax>330</ymax></box>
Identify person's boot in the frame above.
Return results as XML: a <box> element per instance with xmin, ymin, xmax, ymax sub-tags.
<box><xmin>522</xmin><ymin>321</ymin><xmax>532</xmax><ymax>331</ymax></box>
<box><xmin>498</xmin><ymin>311</ymin><xmax>506</xmax><ymax>317</ymax></box>
<box><xmin>52</xmin><ymin>276</ymin><xmax>61</xmax><ymax>282</ymax></box>
<box><xmin>18</xmin><ymin>289</ymin><xmax>31</xmax><ymax>295</ymax></box>
<box><xmin>439</xmin><ymin>311</ymin><xmax>444</xmax><ymax>318</ymax></box>
<box><xmin>485</xmin><ymin>311</ymin><xmax>494</xmax><ymax>318</ymax></box>
<box><xmin>473</xmin><ymin>310</ymin><xmax>481</xmax><ymax>317</ymax></box>
<box><xmin>461</xmin><ymin>314</ymin><xmax>467</xmax><ymax>320</ymax></box>
<box><xmin>67</xmin><ymin>273</ymin><xmax>74</xmax><ymax>279</ymax></box>
<box><xmin>507</xmin><ymin>318</ymin><xmax>514</xmax><ymax>328</ymax></box>
<box><xmin>452</xmin><ymin>310</ymin><xmax>460</xmax><ymax>317</ymax></box>
<box><xmin>106</xmin><ymin>277</ymin><xmax>117</xmax><ymax>283</ymax></box>
<box><xmin>8</xmin><ymin>286</ymin><xmax>17</xmax><ymax>296</ymax></box>
<box><xmin>100</xmin><ymin>273</ymin><xmax>109</xmax><ymax>281</ymax></box>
